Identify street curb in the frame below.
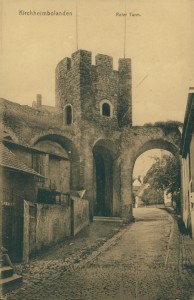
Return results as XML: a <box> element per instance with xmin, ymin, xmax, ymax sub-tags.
<box><xmin>76</xmin><ymin>225</ymin><xmax>130</xmax><ymax>269</ymax></box>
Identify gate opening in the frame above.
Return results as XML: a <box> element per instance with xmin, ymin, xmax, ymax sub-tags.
<box><xmin>132</xmin><ymin>148</ymin><xmax>181</xmax><ymax>211</ymax></box>
<box><xmin>93</xmin><ymin>143</ymin><xmax>113</xmax><ymax>216</ymax></box>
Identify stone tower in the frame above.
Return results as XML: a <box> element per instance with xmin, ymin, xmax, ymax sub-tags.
<box><xmin>55</xmin><ymin>49</ymin><xmax>132</xmax><ymax>127</ymax></box>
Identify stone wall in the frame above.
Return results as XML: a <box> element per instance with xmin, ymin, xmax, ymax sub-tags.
<box><xmin>1</xmin><ymin>98</ymin><xmax>80</xmax><ymax>149</ymax></box>
<box><xmin>72</xmin><ymin>197</ymin><xmax>89</xmax><ymax>236</ymax></box>
<box><xmin>23</xmin><ymin>197</ymin><xmax>90</xmax><ymax>261</ymax></box>
<box><xmin>1</xmin><ymin>49</ymin><xmax>182</xmax><ymax>223</ymax></box>
<box><xmin>2</xmin><ymin>96</ymin><xmax>181</xmax><ymax>222</ymax></box>
<box><xmin>23</xmin><ymin>200</ymin><xmax>71</xmax><ymax>261</ymax></box>
<box><xmin>55</xmin><ymin>50</ymin><xmax>132</xmax><ymax>127</ymax></box>
<box><xmin>118</xmin><ymin>58</ymin><xmax>132</xmax><ymax>126</ymax></box>
<box><xmin>35</xmin><ymin>202</ymin><xmax>71</xmax><ymax>250</ymax></box>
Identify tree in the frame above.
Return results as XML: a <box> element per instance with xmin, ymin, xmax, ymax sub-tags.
<box><xmin>141</xmin><ymin>186</ymin><xmax>164</xmax><ymax>206</ymax></box>
<box><xmin>142</xmin><ymin>154</ymin><xmax>181</xmax><ymax>209</ymax></box>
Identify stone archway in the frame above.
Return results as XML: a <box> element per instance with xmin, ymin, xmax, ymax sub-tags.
<box><xmin>33</xmin><ymin>134</ymin><xmax>82</xmax><ymax>191</ymax></box>
<box><xmin>92</xmin><ymin>139</ymin><xmax>120</xmax><ymax>217</ymax></box>
<box><xmin>132</xmin><ymin>139</ymin><xmax>180</xmax><ymax>208</ymax></box>
<box><xmin>132</xmin><ymin>139</ymin><xmax>179</xmax><ymax>164</ymax></box>
<box><xmin>120</xmin><ymin>138</ymin><xmax>180</xmax><ymax>222</ymax></box>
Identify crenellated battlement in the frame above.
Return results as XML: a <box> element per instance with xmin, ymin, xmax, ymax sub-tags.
<box><xmin>95</xmin><ymin>54</ymin><xmax>113</xmax><ymax>70</ymax></box>
<box><xmin>56</xmin><ymin>57</ymin><xmax>71</xmax><ymax>77</ymax></box>
<box><xmin>56</xmin><ymin>50</ymin><xmax>131</xmax><ymax>75</ymax></box>
<box><xmin>55</xmin><ymin>49</ymin><xmax>132</xmax><ymax>127</ymax></box>
<box><xmin>118</xmin><ymin>58</ymin><xmax>132</xmax><ymax>78</ymax></box>
<box><xmin>71</xmin><ymin>50</ymin><xmax>92</xmax><ymax>68</ymax></box>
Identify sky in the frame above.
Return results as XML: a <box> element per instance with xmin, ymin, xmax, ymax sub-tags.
<box><xmin>133</xmin><ymin>149</ymin><xmax>171</xmax><ymax>178</ymax></box>
<box><xmin>1</xmin><ymin>0</ymin><xmax>194</xmax><ymax>125</ymax></box>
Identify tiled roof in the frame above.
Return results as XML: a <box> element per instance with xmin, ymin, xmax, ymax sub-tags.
<box><xmin>3</xmin><ymin>139</ymin><xmax>69</xmax><ymax>161</ymax></box>
<box><xmin>0</xmin><ymin>142</ymin><xmax>44</xmax><ymax>177</ymax></box>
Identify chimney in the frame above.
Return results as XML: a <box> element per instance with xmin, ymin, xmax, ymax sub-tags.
<box><xmin>36</xmin><ymin>94</ymin><xmax>42</xmax><ymax>107</ymax></box>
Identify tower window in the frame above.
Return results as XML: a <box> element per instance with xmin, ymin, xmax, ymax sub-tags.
<box><xmin>102</xmin><ymin>103</ymin><xmax>110</xmax><ymax>117</ymax></box>
<box><xmin>64</xmin><ymin>104</ymin><xmax>73</xmax><ymax>125</ymax></box>
<box><xmin>100</xmin><ymin>100</ymin><xmax>113</xmax><ymax>118</ymax></box>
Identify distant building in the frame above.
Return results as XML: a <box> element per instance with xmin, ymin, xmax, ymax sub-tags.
<box><xmin>133</xmin><ymin>178</ymin><xmax>150</xmax><ymax>208</ymax></box>
<box><xmin>0</xmin><ymin>141</ymin><xmax>44</xmax><ymax>260</ymax></box>
<box><xmin>163</xmin><ymin>190</ymin><xmax>172</xmax><ymax>207</ymax></box>
<box><xmin>180</xmin><ymin>87</ymin><xmax>194</xmax><ymax>237</ymax></box>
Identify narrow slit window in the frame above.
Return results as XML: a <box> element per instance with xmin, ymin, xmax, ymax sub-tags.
<box><xmin>64</xmin><ymin>105</ymin><xmax>73</xmax><ymax>125</ymax></box>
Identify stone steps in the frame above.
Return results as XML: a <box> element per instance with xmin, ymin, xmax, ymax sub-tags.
<box><xmin>94</xmin><ymin>216</ymin><xmax>123</xmax><ymax>222</ymax></box>
<box><xmin>0</xmin><ymin>266</ymin><xmax>13</xmax><ymax>278</ymax></box>
<box><xmin>0</xmin><ymin>257</ymin><xmax>23</xmax><ymax>294</ymax></box>
<box><xmin>0</xmin><ymin>273</ymin><xmax>23</xmax><ymax>293</ymax></box>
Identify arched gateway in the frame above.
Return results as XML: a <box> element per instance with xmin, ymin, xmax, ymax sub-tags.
<box><xmin>1</xmin><ymin>49</ymin><xmax>182</xmax><ymax>223</ymax></box>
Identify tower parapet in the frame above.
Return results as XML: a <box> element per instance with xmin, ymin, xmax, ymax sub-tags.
<box><xmin>95</xmin><ymin>54</ymin><xmax>113</xmax><ymax>70</ymax></box>
<box><xmin>55</xmin><ymin>50</ymin><xmax>132</xmax><ymax>127</ymax></box>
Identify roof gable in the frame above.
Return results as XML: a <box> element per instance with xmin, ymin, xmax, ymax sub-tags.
<box><xmin>0</xmin><ymin>142</ymin><xmax>44</xmax><ymax>177</ymax></box>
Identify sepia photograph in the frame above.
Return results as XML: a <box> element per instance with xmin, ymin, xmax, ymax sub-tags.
<box><xmin>0</xmin><ymin>0</ymin><xmax>194</xmax><ymax>299</ymax></box>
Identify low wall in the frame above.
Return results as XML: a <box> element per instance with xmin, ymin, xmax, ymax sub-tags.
<box><xmin>23</xmin><ymin>199</ymin><xmax>71</xmax><ymax>262</ymax></box>
<box><xmin>72</xmin><ymin>197</ymin><xmax>89</xmax><ymax>236</ymax></box>
<box><xmin>36</xmin><ymin>202</ymin><xmax>71</xmax><ymax>251</ymax></box>
<box><xmin>23</xmin><ymin>197</ymin><xmax>89</xmax><ymax>262</ymax></box>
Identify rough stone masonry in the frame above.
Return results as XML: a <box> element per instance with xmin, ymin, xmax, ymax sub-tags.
<box><xmin>0</xmin><ymin>49</ymin><xmax>181</xmax><ymax>222</ymax></box>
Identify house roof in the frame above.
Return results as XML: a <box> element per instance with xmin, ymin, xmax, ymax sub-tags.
<box><xmin>133</xmin><ymin>178</ymin><xmax>142</xmax><ymax>187</ymax></box>
<box><xmin>3</xmin><ymin>139</ymin><xmax>69</xmax><ymax>161</ymax></box>
<box><xmin>134</xmin><ymin>183</ymin><xmax>150</xmax><ymax>197</ymax></box>
<box><xmin>180</xmin><ymin>88</ymin><xmax>194</xmax><ymax>158</ymax></box>
<box><xmin>0</xmin><ymin>142</ymin><xmax>44</xmax><ymax>177</ymax></box>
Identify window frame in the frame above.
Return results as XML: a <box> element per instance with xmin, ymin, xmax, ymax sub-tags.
<box><xmin>63</xmin><ymin>104</ymin><xmax>73</xmax><ymax>125</ymax></box>
<box><xmin>100</xmin><ymin>99</ymin><xmax>113</xmax><ymax>118</ymax></box>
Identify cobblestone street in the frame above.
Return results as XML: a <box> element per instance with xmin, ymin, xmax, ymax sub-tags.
<box><xmin>6</xmin><ymin>207</ymin><xmax>194</xmax><ymax>300</ymax></box>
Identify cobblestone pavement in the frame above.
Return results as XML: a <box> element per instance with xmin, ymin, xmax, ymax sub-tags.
<box><xmin>6</xmin><ymin>207</ymin><xmax>194</xmax><ymax>300</ymax></box>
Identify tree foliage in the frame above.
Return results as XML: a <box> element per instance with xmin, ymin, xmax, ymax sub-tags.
<box><xmin>141</xmin><ymin>186</ymin><xmax>164</xmax><ymax>205</ymax></box>
<box><xmin>142</xmin><ymin>154</ymin><xmax>181</xmax><ymax>208</ymax></box>
<box><xmin>143</xmin><ymin>121</ymin><xmax>183</xmax><ymax>137</ymax></box>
